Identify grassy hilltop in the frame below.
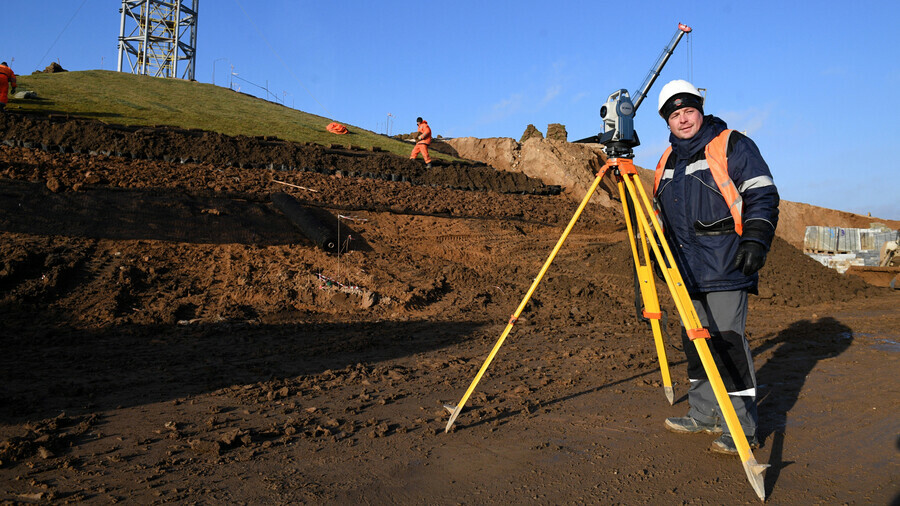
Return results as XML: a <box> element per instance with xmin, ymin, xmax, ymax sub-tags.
<box><xmin>12</xmin><ymin>70</ymin><xmax>426</xmax><ymax>159</ymax></box>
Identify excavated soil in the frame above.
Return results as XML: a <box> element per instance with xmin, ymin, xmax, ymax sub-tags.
<box><xmin>1</xmin><ymin>112</ymin><xmax>898</xmax><ymax>504</ymax></box>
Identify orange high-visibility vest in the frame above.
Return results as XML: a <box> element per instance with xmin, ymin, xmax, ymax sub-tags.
<box><xmin>0</xmin><ymin>64</ymin><xmax>15</xmax><ymax>104</ymax></box>
<box><xmin>653</xmin><ymin>129</ymin><xmax>744</xmax><ymax>235</ymax></box>
<box><xmin>417</xmin><ymin>120</ymin><xmax>432</xmax><ymax>145</ymax></box>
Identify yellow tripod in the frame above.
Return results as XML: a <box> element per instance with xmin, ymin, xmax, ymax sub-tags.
<box><xmin>443</xmin><ymin>156</ymin><xmax>768</xmax><ymax>501</ymax></box>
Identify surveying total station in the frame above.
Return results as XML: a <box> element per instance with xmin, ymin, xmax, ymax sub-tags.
<box><xmin>441</xmin><ymin>23</ymin><xmax>770</xmax><ymax>501</ymax></box>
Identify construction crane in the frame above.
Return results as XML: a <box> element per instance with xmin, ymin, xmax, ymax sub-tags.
<box><xmin>575</xmin><ymin>22</ymin><xmax>692</xmax><ymax>154</ymax></box>
<box><xmin>631</xmin><ymin>23</ymin><xmax>692</xmax><ymax>112</ymax></box>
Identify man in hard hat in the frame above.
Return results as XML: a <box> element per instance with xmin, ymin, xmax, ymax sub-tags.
<box><xmin>0</xmin><ymin>61</ymin><xmax>16</xmax><ymax>112</ymax></box>
<box><xmin>410</xmin><ymin>117</ymin><xmax>433</xmax><ymax>169</ymax></box>
<box><xmin>653</xmin><ymin>79</ymin><xmax>779</xmax><ymax>455</ymax></box>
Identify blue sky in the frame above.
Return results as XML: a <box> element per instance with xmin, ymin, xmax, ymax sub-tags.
<box><xmin>6</xmin><ymin>1</ymin><xmax>900</xmax><ymax>220</ymax></box>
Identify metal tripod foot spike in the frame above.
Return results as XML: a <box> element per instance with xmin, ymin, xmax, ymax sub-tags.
<box><xmin>617</xmin><ymin>166</ymin><xmax>769</xmax><ymax>501</ymax></box>
<box><xmin>444</xmin><ymin>405</ymin><xmax>461</xmax><ymax>432</ymax></box>
<box><xmin>664</xmin><ymin>386</ymin><xmax>674</xmax><ymax>405</ymax></box>
<box><xmin>743</xmin><ymin>457</ymin><xmax>769</xmax><ymax>501</ymax></box>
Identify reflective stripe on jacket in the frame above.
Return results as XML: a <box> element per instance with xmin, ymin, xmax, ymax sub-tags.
<box><xmin>417</xmin><ymin>120</ymin><xmax>432</xmax><ymax>145</ymax></box>
<box><xmin>652</xmin><ymin>115</ymin><xmax>779</xmax><ymax>294</ymax></box>
<box><xmin>655</xmin><ymin>129</ymin><xmax>744</xmax><ymax>235</ymax></box>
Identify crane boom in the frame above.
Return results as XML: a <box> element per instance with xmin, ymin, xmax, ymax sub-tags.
<box><xmin>573</xmin><ymin>22</ymin><xmax>693</xmax><ymax>147</ymax></box>
<box><xmin>631</xmin><ymin>23</ymin><xmax>692</xmax><ymax>114</ymax></box>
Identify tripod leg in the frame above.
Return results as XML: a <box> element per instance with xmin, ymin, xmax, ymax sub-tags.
<box><xmin>444</xmin><ymin>169</ymin><xmax>611</xmax><ymax>433</ymax></box>
<box><xmin>621</xmin><ymin>173</ymin><xmax>768</xmax><ymax>501</ymax></box>
<box><xmin>616</xmin><ymin>177</ymin><xmax>674</xmax><ymax>404</ymax></box>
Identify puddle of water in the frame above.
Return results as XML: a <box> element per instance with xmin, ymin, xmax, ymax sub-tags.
<box><xmin>843</xmin><ymin>331</ymin><xmax>900</xmax><ymax>352</ymax></box>
<box><xmin>873</xmin><ymin>338</ymin><xmax>900</xmax><ymax>352</ymax></box>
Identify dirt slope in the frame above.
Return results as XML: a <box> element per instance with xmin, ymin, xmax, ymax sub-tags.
<box><xmin>1</xmin><ymin>112</ymin><xmax>898</xmax><ymax>504</ymax></box>
<box><xmin>446</xmin><ymin>136</ymin><xmax>900</xmax><ymax>249</ymax></box>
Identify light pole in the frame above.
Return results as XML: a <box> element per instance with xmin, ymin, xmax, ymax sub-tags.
<box><xmin>213</xmin><ymin>58</ymin><xmax>227</xmax><ymax>86</ymax></box>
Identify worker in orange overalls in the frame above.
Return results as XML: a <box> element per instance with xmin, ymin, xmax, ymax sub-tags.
<box><xmin>0</xmin><ymin>61</ymin><xmax>16</xmax><ymax>112</ymax></box>
<box><xmin>409</xmin><ymin>117</ymin><xmax>433</xmax><ymax>168</ymax></box>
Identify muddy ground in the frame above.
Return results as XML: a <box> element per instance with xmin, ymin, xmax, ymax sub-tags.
<box><xmin>1</xmin><ymin>112</ymin><xmax>898</xmax><ymax>504</ymax></box>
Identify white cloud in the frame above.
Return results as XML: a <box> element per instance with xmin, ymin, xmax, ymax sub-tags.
<box><xmin>570</xmin><ymin>91</ymin><xmax>590</xmax><ymax>104</ymax></box>
<box><xmin>718</xmin><ymin>105</ymin><xmax>773</xmax><ymax>136</ymax></box>
<box><xmin>488</xmin><ymin>92</ymin><xmax>525</xmax><ymax>120</ymax></box>
<box><xmin>460</xmin><ymin>92</ymin><xmax>526</xmax><ymax>134</ymax></box>
<box><xmin>820</xmin><ymin>65</ymin><xmax>847</xmax><ymax>76</ymax></box>
<box><xmin>539</xmin><ymin>85</ymin><xmax>562</xmax><ymax>107</ymax></box>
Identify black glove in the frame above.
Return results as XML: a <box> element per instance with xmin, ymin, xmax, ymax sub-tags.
<box><xmin>733</xmin><ymin>240</ymin><xmax>767</xmax><ymax>276</ymax></box>
<box><xmin>10</xmin><ymin>87</ymin><xmax>15</xmax><ymax>95</ymax></box>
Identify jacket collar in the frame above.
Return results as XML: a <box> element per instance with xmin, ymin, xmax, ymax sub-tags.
<box><xmin>669</xmin><ymin>115</ymin><xmax>728</xmax><ymax>160</ymax></box>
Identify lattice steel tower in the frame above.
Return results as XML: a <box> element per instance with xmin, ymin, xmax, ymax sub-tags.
<box><xmin>117</xmin><ymin>0</ymin><xmax>199</xmax><ymax>80</ymax></box>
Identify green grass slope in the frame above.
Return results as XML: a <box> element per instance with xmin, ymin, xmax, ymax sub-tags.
<box><xmin>11</xmin><ymin>70</ymin><xmax>433</xmax><ymax>159</ymax></box>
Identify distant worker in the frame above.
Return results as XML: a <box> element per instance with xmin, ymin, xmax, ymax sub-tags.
<box><xmin>0</xmin><ymin>61</ymin><xmax>16</xmax><ymax>112</ymax></box>
<box><xmin>653</xmin><ymin>80</ymin><xmax>779</xmax><ymax>455</ymax></box>
<box><xmin>410</xmin><ymin>117</ymin><xmax>433</xmax><ymax>169</ymax></box>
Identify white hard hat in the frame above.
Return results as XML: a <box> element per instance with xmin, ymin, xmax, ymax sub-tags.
<box><xmin>658</xmin><ymin>79</ymin><xmax>704</xmax><ymax>119</ymax></box>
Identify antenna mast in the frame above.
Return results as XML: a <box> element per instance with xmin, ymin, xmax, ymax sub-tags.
<box><xmin>117</xmin><ymin>0</ymin><xmax>199</xmax><ymax>80</ymax></box>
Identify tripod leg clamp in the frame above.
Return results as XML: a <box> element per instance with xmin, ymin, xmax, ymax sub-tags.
<box><xmin>642</xmin><ymin>310</ymin><xmax>662</xmax><ymax>320</ymax></box>
<box><xmin>686</xmin><ymin>328</ymin><xmax>711</xmax><ymax>340</ymax></box>
<box><xmin>508</xmin><ymin>315</ymin><xmax>518</xmax><ymax>325</ymax></box>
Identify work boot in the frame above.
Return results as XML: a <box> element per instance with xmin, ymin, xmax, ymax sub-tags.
<box><xmin>710</xmin><ymin>433</ymin><xmax>760</xmax><ymax>455</ymax></box>
<box><xmin>664</xmin><ymin>416</ymin><xmax>722</xmax><ymax>435</ymax></box>
<box><xmin>425</xmin><ymin>162</ymin><xmax>432</xmax><ymax>169</ymax></box>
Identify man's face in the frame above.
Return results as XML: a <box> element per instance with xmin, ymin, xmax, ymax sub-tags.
<box><xmin>666</xmin><ymin>107</ymin><xmax>703</xmax><ymax>140</ymax></box>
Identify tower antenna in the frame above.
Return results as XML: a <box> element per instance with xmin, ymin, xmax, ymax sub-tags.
<box><xmin>117</xmin><ymin>0</ymin><xmax>199</xmax><ymax>80</ymax></box>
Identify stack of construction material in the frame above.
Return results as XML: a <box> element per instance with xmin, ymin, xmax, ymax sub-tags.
<box><xmin>804</xmin><ymin>224</ymin><xmax>899</xmax><ymax>271</ymax></box>
<box><xmin>803</xmin><ymin>226</ymin><xmax>839</xmax><ymax>253</ymax></box>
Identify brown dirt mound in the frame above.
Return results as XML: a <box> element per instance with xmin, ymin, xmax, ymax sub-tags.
<box><xmin>0</xmin><ymin>114</ymin><xmax>896</xmax><ymax>504</ymax></box>
<box><xmin>0</xmin><ymin>113</ymin><xmax>554</xmax><ymax>195</ymax></box>
<box><xmin>33</xmin><ymin>62</ymin><xmax>67</xmax><ymax>74</ymax></box>
<box><xmin>445</xmin><ymin>137</ymin><xmax>900</xmax><ymax>249</ymax></box>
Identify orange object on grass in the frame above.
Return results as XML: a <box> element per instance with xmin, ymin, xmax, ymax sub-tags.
<box><xmin>326</xmin><ymin>122</ymin><xmax>348</xmax><ymax>134</ymax></box>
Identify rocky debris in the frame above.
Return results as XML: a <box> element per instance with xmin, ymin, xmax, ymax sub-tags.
<box><xmin>13</xmin><ymin>90</ymin><xmax>38</xmax><ymax>99</ymax></box>
<box><xmin>546</xmin><ymin>123</ymin><xmax>567</xmax><ymax>141</ymax></box>
<box><xmin>45</xmin><ymin>177</ymin><xmax>63</xmax><ymax>193</ymax></box>
<box><xmin>33</xmin><ymin>62</ymin><xmax>67</xmax><ymax>74</ymax></box>
<box><xmin>447</xmin><ymin>135</ymin><xmax>620</xmax><ymax>206</ymax></box>
<box><xmin>0</xmin><ymin>413</ymin><xmax>98</xmax><ymax>467</ymax></box>
<box><xmin>520</xmin><ymin>124</ymin><xmax>543</xmax><ymax>142</ymax></box>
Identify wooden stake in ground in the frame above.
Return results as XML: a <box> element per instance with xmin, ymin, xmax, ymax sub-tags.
<box><xmin>272</xmin><ymin>179</ymin><xmax>319</xmax><ymax>192</ymax></box>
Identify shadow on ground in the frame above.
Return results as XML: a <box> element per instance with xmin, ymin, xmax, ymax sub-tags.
<box><xmin>753</xmin><ymin>317</ymin><xmax>853</xmax><ymax>494</ymax></box>
<box><xmin>0</xmin><ymin>310</ymin><xmax>483</xmax><ymax>424</ymax></box>
<box><xmin>0</xmin><ymin>181</ymin><xmax>369</xmax><ymax>250</ymax></box>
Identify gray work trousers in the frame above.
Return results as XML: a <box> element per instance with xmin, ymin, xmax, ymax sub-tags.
<box><xmin>683</xmin><ymin>290</ymin><xmax>758</xmax><ymax>437</ymax></box>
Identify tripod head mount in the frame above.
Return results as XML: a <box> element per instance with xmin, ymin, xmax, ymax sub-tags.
<box><xmin>603</xmin><ymin>141</ymin><xmax>636</xmax><ymax>160</ymax></box>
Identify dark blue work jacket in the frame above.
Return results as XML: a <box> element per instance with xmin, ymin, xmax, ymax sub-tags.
<box><xmin>654</xmin><ymin>115</ymin><xmax>779</xmax><ymax>294</ymax></box>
